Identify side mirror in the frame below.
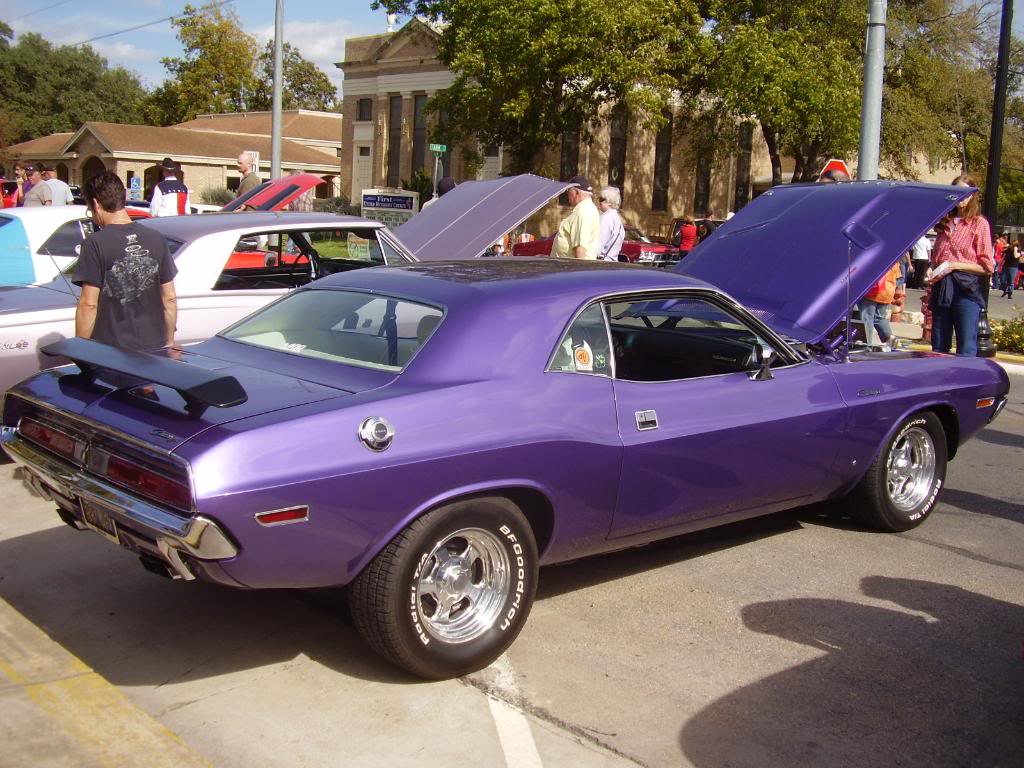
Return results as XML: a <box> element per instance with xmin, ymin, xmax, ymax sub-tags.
<box><xmin>749</xmin><ymin>344</ymin><xmax>775</xmax><ymax>381</ymax></box>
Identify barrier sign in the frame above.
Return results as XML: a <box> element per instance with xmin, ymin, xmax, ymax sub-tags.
<box><xmin>361</xmin><ymin>188</ymin><xmax>419</xmax><ymax>229</ymax></box>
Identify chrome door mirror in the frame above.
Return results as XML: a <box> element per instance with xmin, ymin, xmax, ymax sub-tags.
<box><xmin>749</xmin><ymin>344</ymin><xmax>774</xmax><ymax>381</ymax></box>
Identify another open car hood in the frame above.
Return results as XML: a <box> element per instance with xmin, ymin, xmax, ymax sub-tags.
<box><xmin>395</xmin><ymin>175</ymin><xmax>573</xmax><ymax>261</ymax></box>
<box><xmin>674</xmin><ymin>181</ymin><xmax>972</xmax><ymax>345</ymax></box>
<box><xmin>222</xmin><ymin>173</ymin><xmax>324</xmax><ymax>212</ymax></box>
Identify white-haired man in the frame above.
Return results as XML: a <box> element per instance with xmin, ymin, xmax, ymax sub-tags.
<box><xmin>551</xmin><ymin>175</ymin><xmax>600</xmax><ymax>260</ymax></box>
<box><xmin>597</xmin><ymin>185</ymin><xmax>625</xmax><ymax>261</ymax></box>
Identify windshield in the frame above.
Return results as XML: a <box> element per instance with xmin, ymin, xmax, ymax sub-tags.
<box><xmin>221</xmin><ymin>288</ymin><xmax>444</xmax><ymax>372</ymax></box>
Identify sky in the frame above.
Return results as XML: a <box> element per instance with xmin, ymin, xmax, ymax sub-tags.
<box><xmin>0</xmin><ymin>0</ymin><xmax>1022</xmax><ymax>103</ymax></box>
<box><xmin>0</xmin><ymin>0</ymin><xmax>396</xmax><ymax>98</ymax></box>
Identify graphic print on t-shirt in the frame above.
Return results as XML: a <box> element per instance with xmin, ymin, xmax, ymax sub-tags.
<box><xmin>103</xmin><ymin>232</ymin><xmax>159</xmax><ymax>305</ymax></box>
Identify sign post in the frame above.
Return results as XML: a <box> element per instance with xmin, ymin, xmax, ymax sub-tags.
<box><xmin>429</xmin><ymin>143</ymin><xmax>447</xmax><ymax>199</ymax></box>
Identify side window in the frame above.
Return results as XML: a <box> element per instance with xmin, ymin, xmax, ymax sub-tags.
<box><xmin>39</xmin><ymin>220</ymin><xmax>92</xmax><ymax>256</ymax></box>
<box><xmin>607</xmin><ymin>295</ymin><xmax>772</xmax><ymax>381</ymax></box>
<box><xmin>548</xmin><ymin>304</ymin><xmax>612</xmax><ymax>376</ymax></box>
<box><xmin>307</xmin><ymin>228</ymin><xmax>385</xmax><ymax>266</ymax></box>
<box><xmin>214</xmin><ymin>230</ymin><xmax>312</xmax><ymax>291</ymax></box>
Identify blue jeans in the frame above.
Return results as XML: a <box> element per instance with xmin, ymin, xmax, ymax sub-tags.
<box><xmin>859</xmin><ymin>299</ymin><xmax>891</xmax><ymax>345</ymax></box>
<box><xmin>1002</xmin><ymin>266</ymin><xmax>1018</xmax><ymax>295</ymax></box>
<box><xmin>931</xmin><ymin>297</ymin><xmax>982</xmax><ymax>356</ymax></box>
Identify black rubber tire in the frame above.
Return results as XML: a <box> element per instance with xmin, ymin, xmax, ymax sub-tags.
<box><xmin>349</xmin><ymin>496</ymin><xmax>538</xmax><ymax>679</ymax></box>
<box><xmin>849</xmin><ymin>412</ymin><xmax>948</xmax><ymax>532</ymax></box>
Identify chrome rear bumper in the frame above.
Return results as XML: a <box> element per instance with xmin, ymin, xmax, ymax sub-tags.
<box><xmin>1</xmin><ymin>431</ymin><xmax>237</xmax><ymax>579</ymax></box>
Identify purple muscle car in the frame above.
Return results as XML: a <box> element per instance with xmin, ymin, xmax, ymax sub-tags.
<box><xmin>1</xmin><ymin>181</ymin><xmax>1010</xmax><ymax>679</ymax></box>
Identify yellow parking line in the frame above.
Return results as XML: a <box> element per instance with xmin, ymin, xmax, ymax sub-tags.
<box><xmin>0</xmin><ymin>596</ymin><xmax>210</xmax><ymax>768</ymax></box>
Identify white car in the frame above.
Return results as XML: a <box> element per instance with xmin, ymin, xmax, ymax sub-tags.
<box><xmin>0</xmin><ymin>206</ymin><xmax>98</xmax><ymax>285</ymax></box>
<box><xmin>0</xmin><ymin>210</ymin><xmax>416</xmax><ymax>394</ymax></box>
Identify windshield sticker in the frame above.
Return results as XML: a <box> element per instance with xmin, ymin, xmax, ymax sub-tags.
<box><xmin>285</xmin><ymin>343</ymin><xmax>307</xmax><ymax>352</ymax></box>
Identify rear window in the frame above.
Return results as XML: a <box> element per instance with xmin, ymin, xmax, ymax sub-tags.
<box><xmin>222</xmin><ymin>288</ymin><xmax>443</xmax><ymax>372</ymax></box>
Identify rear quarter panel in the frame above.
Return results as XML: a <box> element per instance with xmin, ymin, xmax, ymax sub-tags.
<box><xmin>177</xmin><ymin>371</ymin><xmax>624</xmax><ymax>589</ymax></box>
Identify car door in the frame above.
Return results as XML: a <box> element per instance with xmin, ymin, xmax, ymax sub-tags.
<box><xmin>605</xmin><ymin>292</ymin><xmax>848</xmax><ymax>540</ymax></box>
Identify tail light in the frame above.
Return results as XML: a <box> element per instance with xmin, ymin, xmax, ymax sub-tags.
<box><xmin>89</xmin><ymin>448</ymin><xmax>192</xmax><ymax>511</ymax></box>
<box><xmin>19</xmin><ymin>418</ymin><xmax>85</xmax><ymax>464</ymax></box>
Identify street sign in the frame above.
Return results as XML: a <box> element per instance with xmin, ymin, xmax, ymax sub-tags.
<box><xmin>819</xmin><ymin>158</ymin><xmax>851</xmax><ymax>180</ymax></box>
<box><xmin>128</xmin><ymin>175</ymin><xmax>142</xmax><ymax>201</ymax></box>
<box><xmin>429</xmin><ymin>143</ymin><xmax>447</xmax><ymax>154</ymax></box>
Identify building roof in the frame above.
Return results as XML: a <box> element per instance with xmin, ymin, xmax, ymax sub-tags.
<box><xmin>61</xmin><ymin>122</ymin><xmax>338</xmax><ymax>168</ymax></box>
<box><xmin>174</xmin><ymin>110</ymin><xmax>342</xmax><ymax>143</ymax></box>
<box><xmin>6</xmin><ymin>132</ymin><xmax>74</xmax><ymax>156</ymax></box>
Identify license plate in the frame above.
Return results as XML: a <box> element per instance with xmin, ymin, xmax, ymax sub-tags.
<box><xmin>80</xmin><ymin>499</ymin><xmax>120</xmax><ymax>544</ymax></box>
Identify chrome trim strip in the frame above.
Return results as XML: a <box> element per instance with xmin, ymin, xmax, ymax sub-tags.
<box><xmin>1</xmin><ymin>431</ymin><xmax>237</xmax><ymax>562</ymax></box>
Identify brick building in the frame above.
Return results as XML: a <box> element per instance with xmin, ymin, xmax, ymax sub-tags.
<box><xmin>5</xmin><ymin>110</ymin><xmax>343</xmax><ymax>203</ymax></box>
<box><xmin>336</xmin><ymin>18</ymin><xmax>959</xmax><ymax>240</ymax></box>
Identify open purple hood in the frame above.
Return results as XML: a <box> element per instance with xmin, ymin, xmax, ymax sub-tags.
<box><xmin>396</xmin><ymin>175</ymin><xmax>572</xmax><ymax>262</ymax></box>
<box><xmin>674</xmin><ymin>181</ymin><xmax>971</xmax><ymax>344</ymax></box>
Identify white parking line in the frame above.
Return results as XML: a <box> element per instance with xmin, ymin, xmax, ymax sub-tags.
<box><xmin>486</xmin><ymin>654</ymin><xmax>543</xmax><ymax>768</ymax></box>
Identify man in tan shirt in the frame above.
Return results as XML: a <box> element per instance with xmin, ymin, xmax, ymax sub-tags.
<box><xmin>551</xmin><ymin>175</ymin><xmax>601</xmax><ymax>259</ymax></box>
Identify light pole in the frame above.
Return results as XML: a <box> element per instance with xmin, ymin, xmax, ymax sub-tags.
<box><xmin>977</xmin><ymin>0</ymin><xmax>1013</xmax><ymax>358</ymax></box>
<box><xmin>270</xmin><ymin>0</ymin><xmax>284</xmax><ymax>181</ymax></box>
<box><xmin>857</xmin><ymin>0</ymin><xmax>887</xmax><ymax>180</ymax></box>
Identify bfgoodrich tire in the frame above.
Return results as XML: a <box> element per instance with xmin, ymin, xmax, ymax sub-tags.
<box><xmin>850</xmin><ymin>412</ymin><xmax>948</xmax><ymax>532</ymax></box>
<box><xmin>349</xmin><ymin>496</ymin><xmax>538</xmax><ymax>679</ymax></box>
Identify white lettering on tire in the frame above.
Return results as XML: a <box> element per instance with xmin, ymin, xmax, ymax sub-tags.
<box><xmin>499</xmin><ymin>524</ymin><xmax>526</xmax><ymax>632</ymax></box>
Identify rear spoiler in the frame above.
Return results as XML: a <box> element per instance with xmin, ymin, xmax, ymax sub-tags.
<box><xmin>42</xmin><ymin>338</ymin><xmax>247</xmax><ymax>411</ymax></box>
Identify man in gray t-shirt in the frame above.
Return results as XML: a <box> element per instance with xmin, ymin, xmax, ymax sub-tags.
<box><xmin>23</xmin><ymin>163</ymin><xmax>52</xmax><ymax>206</ymax></box>
<box><xmin>74</xmin><ymin>172</ymin><xmax>177</xmax><ymax>350</ymax></box>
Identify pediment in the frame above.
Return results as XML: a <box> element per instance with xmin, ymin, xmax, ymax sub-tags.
<box><xmin>372</xmin><ymin>17</ymin><xmax>440</xmax><ymax>63</ymax></box>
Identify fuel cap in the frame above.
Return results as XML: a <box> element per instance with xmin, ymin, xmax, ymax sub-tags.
<box><xmin>358</xmin><ymin>417</ymin><xmax>395</xmax><ymax>451</ymax></box>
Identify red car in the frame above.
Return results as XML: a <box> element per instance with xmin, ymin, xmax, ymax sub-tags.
<box><xmin>511</xmin><ymin>225</ymin><xmax>679</xmax><ymax>266</ymax></box>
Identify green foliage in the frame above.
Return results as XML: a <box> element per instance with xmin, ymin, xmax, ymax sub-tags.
<box><xmin>250</xmin><ymin>42</ymin><xmax>338</xmax><ymax>112</ymax></box>
<box><xmin>0</xmin><ymin>33</ymin><xmax>148</xmax><ymax>145</ymax></box>
<box><xmin>159</xmin><ymin>4</ymin><xmax>258</xmax><ymax>121</ymax></box>
<box><xmin>402</xmin><ymin>168</ymin><xmax>434</xmax><ymax>201</ymax></box>
<box><xmin>991</xmin><ymin>309</ymin><xmax>1024</xmax><ymax>354</ymax></box>
<box><xmin>423</xmin><ymin>0</ymin><xmax>704</xmax><ymax>173</ymax></box>
<box><xmin>198</xmin><ymin>186</ymin><xmax>236</xmax><ymax>206</ymax></box>
<box><xmin>313</xmin><ymin>196</ymin><xmax>360</xmax><ymax>216</ymax></box>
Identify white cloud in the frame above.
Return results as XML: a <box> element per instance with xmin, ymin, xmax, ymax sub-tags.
<box><xmin>254</xmin><ymin>18</ymin><xmax>379</xmax><ymax>93</ymax></box>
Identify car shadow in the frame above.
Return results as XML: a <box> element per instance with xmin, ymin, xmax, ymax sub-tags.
<box><xmin>537</xmin><ymin>510</ymin><xmax>805</xmax><ymax>600</ymax></box>
<box><xmin>0</xmin><ymin>524</ymin><xmax>415</xmax><ymax>686</ymax></box>
<box><xmin>678</xmin><ymin>576</ymin><xmax>1024</xmax><ymax>767</ymax></box>
<box><xmin>975</xmin><ymin>427</ymin><xmax>1024</xmax><ymax>450</ymax></box>
<box><xmin>0</xmin><ymin>508</ymin><xmax>808</xmax><ymax>689</ymax></box>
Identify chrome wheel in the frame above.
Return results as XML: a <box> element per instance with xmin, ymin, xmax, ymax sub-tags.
<box><xmin>886</xmin><ymin>426</ymin><xmax>936</xmax><ymax>512</ymax></box>
<box><xmin>416</xmin><ymin>527</ymin><xmax>511</xmax><ymax>644</ymax></box>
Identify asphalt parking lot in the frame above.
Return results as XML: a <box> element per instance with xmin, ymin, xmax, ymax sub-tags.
<box><xmin>1</xmin><ymin>364</ymin><xmax>1022</xmax><ymax>768</ymax></box>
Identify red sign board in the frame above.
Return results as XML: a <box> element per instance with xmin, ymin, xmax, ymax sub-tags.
<box><xmin>819</xmin><ymin>158</ymin><xmax>851</xmax><ymax>181</ymax></box>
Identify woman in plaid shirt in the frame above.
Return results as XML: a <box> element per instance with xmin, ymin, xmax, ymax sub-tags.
<box><xmin>926</xmin><ymin>175</ymin><xmax>995</xmax><ymax>356</ymax></box>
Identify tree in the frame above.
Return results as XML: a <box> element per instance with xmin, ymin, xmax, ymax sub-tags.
<box><xmin>160</xmin><ymin>4</ymin><xmax>258</xmax><ymax>121</ymax></box>
<box><xmin>250</xmin><ymin>41</ymin><xmax>338</xmax><ymax>112</ymax></box>
<box><xmin>404</xmin><ymin>0</ymin><xmax>706</xmax><ymax>174</ymax></box>
<box><xmin>0</xmin><ymin>33</ymin><xmax>148</xmax><ymax>143</ymax></box>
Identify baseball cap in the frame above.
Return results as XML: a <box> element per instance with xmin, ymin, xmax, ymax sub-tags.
<box><xmin>568</xmin><ymin>175</ymin><xmax>592</xmax><ymax>193</ymax></box>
